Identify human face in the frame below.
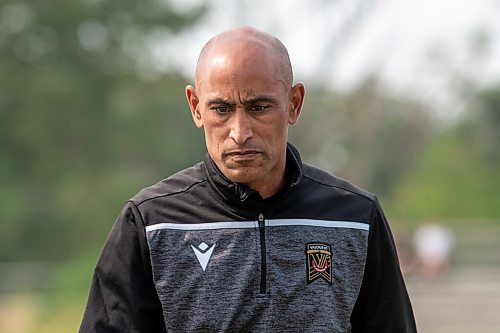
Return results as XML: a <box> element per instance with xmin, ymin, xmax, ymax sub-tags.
<box><xmin>186</xmin><ymin>49</ymin><xmax>304</xmax><ymax>198</ymax></box>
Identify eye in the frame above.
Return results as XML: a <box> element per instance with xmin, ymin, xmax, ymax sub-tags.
<box><xmin>211</xmin><ymin>106</ymin><xmax>231</xmax><ymax>114</ymax></box>
<box><xmin>251</xmin><ymin>105</ymin><xmax>270</xmax><ymax>112</ymax></box>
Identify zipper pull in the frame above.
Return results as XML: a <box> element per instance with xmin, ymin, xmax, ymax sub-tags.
<box><xmin>258</xmin><ymin>213</ymin><xmax>264</xmax><ymax>222</ymax></box>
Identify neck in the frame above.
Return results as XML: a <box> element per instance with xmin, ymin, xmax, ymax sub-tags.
<box><xmin>247</xmin><ymin>172</ymin><xmax>286</xmax><ymax>199</ymax></box>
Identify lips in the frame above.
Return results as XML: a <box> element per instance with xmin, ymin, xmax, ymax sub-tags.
<box><xmin>226</xmin><ymin>150</ymin><xmax>260</xmax><ymax>156</ymax></box>
<box><xmin>223</xmin><ymin>149</ymin><xmax>263</xmax><ymax>160</ymax></box>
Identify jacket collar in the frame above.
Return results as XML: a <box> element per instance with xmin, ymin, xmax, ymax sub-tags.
<box><xmin>203</xmin><ymin>143</ymin><xmax>303</xmax><ymax>207</ymax></box>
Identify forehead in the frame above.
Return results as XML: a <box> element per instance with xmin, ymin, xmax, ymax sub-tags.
<box><xmin>197</xmin><ymin>47</ymin><xmax>287</xmax><ymax>98</ymax></box>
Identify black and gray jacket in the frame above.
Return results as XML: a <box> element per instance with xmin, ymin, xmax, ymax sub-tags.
<box><xmin>80</xmin><ymin>144</ymin><xmax>416</xmax><ymax>333</ymax></box>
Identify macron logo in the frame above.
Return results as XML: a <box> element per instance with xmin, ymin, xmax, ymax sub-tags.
<box><xmin>191</xmin><ymin>242</ymin><xmax>216</xmax><ymax>271</ymax></box>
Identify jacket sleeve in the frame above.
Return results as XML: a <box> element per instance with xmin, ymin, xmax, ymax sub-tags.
<box><xmin>350</xmin><ymin>199</ymin><xmax>417</xmax><ymax>332</ymax></box>
<box><xmin>79</xmin><ymin>201</ymin><xmax>166</xmax><ymax>333</ymax></box>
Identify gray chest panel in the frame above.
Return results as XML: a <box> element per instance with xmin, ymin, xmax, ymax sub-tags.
<box><xmin>146</xmin><ymin>219</ymin><xmax>369</xmax><ymax>332</ymax></box>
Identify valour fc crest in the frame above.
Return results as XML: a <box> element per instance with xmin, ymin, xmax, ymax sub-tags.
<box><xmin>306</xmin><ymin>243</ymin><xmax>333</xmax><ymax>285</ymax></box>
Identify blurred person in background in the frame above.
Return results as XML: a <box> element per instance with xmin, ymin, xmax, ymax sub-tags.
<box><xmin>413</xmin><ymin>223</ymin><xmax>455</xmax><ymax>279</ymax></box>
<box><xmin>79</xmin><ymin>26</ymin><xmax>416</xmax><ymax>332</ymax></box>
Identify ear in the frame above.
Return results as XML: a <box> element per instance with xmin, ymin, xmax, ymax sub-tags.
<box><xmin>288</xmin><ymin>82</ymin><xmax>305</xmax><ymax>125</ymax></box>
<box><xmin>186</xmin><ymin>85</ymin><xmax>203</xmax><ymax>128</ymax></box>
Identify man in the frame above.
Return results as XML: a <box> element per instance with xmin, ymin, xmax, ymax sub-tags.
<box><xmin>80</xmin><ymin>26</ymin><xmax>416</xmax><ymax>332</ymax></box>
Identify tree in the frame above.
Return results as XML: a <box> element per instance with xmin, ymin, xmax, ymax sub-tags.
<box><xmin>0</xmin><ymin>0</ymin><xmax>206</xmax><ymax>261</ymax></box>
<box><xmin>387</xmin><ymin>85</ymin><xmax>500</xmax><ymax>222</ymax></box>
<box><xmin>290</xmin><ymin>78</ymin><xmax>433</xmax><ymax>199</ymax></box>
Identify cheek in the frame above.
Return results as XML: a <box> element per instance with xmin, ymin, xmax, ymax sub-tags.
<box><xmin>261</xmin><ymin>120</ymin><xmax>288</xmax><ymax>152</ymax></box>
<box><xmin>270</xmin><ymin>115</ymin><xmax>289</xmax><ymax>140</ymax></box>
<box><xmin>204</xmin><ymin>125</ymin><xmax>227</xmax><ymax>154</ymax></box>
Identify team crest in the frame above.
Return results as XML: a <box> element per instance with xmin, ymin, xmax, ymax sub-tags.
<box><xmin>305</xmin><ymin>243</ymin><xmax>333</xmax><ymax>285</ymax></box>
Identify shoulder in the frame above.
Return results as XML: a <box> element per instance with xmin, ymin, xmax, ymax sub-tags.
<box><xmin>301</xmin><ymin>163</ymin><xmax>376</xmax><ymax>203</ymax></box>
<box><xmin>286</xmin><ymin>162</ymin><xmax>378</xmax><ymax>225</ymax></box>
<box><xmin>129</xmin><ymin>161</ymin><xmax>207</xmax><ymax>207</ymax></box>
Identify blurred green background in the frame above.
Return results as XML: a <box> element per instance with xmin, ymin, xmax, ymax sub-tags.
<box><xmin>1</xmin><ymin>1</ymin><xmax>499</xmax><ymax>332</ymax></box>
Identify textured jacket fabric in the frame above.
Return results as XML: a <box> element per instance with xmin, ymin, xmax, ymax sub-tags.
<box><xmin>80</xmin><ymin>144</ymin><xmax>416</xmax><ymax>332</ymax></box>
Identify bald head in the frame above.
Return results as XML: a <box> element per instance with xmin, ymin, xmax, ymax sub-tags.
<box><xmin>194</xmin><ymin>27</ymin><xmax>293</xmax><ymax>90</ymax></box>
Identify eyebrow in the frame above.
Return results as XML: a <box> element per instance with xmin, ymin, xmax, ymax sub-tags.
<box><xmin>206</xmin><ymin>96</ymin><xmax>279</xmax><ymax>107</ymax></box>
<box><xmin>242</xmin><ymin>96</ymin><xmax>279</xmax><ymax>105</ymax></box>
<box><xmin>206</xmin><ymin>98</ymin><xmax>236</xmax><ymax>107</ymax></box>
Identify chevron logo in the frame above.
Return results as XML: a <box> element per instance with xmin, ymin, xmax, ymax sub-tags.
<box><xmin>191</xmin><ymin>242</ymin><xmax>216</xmax><ymax>271</ymax></box>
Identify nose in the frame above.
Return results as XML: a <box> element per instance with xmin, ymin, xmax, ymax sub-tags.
<box><xmin>229</xmin><ymin>108</ymin><xmax>253</xmax><ymax>145</ymax></box>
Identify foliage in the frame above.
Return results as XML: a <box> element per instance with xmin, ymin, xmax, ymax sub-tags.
<box><xmin>292</xmin><ymin>78</ymin><xmax>433</xmax><ymax>198</ymax></box>
<box><xmin>0</xmin><ymin>0</ymin><xmax>206</xmax><ymax>261</ymax></box>
<box><xmin>1</xmin><ymin>0</ymin><xmax>499</xmax><ymax>265</ymax></box>
<box><xmin>387</xmin><ymin>86</ymin><xmax>500</xmax><ymax>222</ymax></box>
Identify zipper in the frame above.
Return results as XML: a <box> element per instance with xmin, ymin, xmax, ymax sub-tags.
<box><xmin>258</xmin><ymin>213</ymin><xmax>267</xmax><ymax>294</ymax></box>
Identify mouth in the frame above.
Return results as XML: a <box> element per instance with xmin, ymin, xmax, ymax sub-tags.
<box><xmin>223</xmin><ymin>149</ymin><xmax>263</xmax><ymax>161</ymax></box>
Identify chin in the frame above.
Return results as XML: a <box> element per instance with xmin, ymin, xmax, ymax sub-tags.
<box><xmin>224</xmin><ymin>167</ymin><xmax>263</xmax><ymax>185</ymax></box>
